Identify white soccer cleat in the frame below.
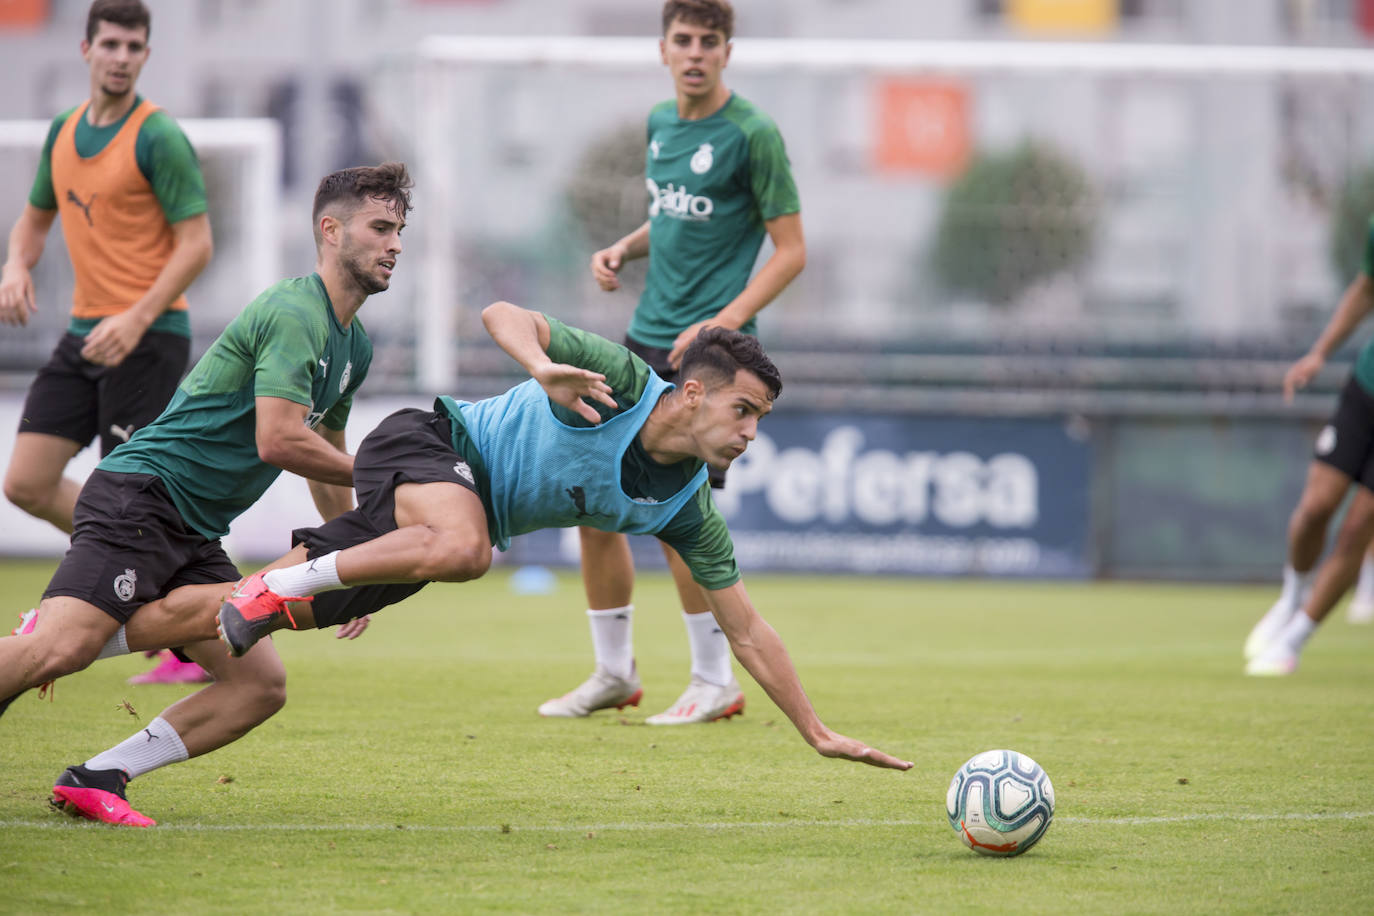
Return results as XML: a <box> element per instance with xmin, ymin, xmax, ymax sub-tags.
<box><xmin>537</xmin><ymin>666</ymin><xmax>643</xmax><ymax>718</ymax></box>
<box><xmin>1245</xmin><ymin>643</ymin><xmax>1298</xmax><ymax>677</ymax></box>
<box><xmin>1347</xmin><ymin>596</ymin><xmax>1374</xmax><ymax>624</ymax></box>
<box><xmin>1244</xmin><ymin>597</ymin><xmax>1299</xmax><ymax>661</ymax></box>
<box><xmin>645</xmin><ymin>675</ymin><xmax>745</xmax><ymax>725</ymax></box>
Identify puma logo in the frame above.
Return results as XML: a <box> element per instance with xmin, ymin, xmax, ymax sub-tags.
<box><xmin>109</xmin><ymin>423</ymin><xmax>135</xmax><ymax>443</ymax></box>
<box><xmin>564</xmin><ymin>486</ymin><xmax>608</xmax><ymax>520</ymax></box>
<box><xmin>66</xmin><ymin>189</ymin><xmax>96</xmax><ymax>226</ymax></box>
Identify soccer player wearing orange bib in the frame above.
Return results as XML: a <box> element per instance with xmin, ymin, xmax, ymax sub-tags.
<box><xmin>0</xmin><ymin>0</ymin><xmax>212</xmax><ymax>536</ymax></box>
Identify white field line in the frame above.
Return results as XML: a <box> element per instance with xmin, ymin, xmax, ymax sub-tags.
<box><xmin>2</xmin><ymin>811</ymin><xmax>1372</xmax><ymax>832</ymax></box>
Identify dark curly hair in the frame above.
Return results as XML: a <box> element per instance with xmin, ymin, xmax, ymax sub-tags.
<box><xmin>679</xmin><ymin>326</ymin><xmax>782</xmax><ymax>401</ymax></box>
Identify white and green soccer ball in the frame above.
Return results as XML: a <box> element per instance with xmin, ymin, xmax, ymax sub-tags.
<box><xmin>946</xmin><ymin>749</ymin><xmax>1055</xmax><ymax>857</ymax></box>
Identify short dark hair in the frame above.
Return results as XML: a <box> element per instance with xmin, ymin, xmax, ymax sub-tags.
<box><xmin>679</xmin><ymin>327</ymin><xmax>782</xmax><ymax>401</ymax></box>
<box><xmin>312</xmin><ymin>161</ymin><xmax>414</xmax><ymax>243</ymax></box>
<box><xmin>86</xmin><ymin>0</ymin><xmax>150</xmax><ymax>43</ymax></box>
<box><xmin>662</xmin><ymin>0</ymin><xmax>734</xmax><ymax>40</ymax></box>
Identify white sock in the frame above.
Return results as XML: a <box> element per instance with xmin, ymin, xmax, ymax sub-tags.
<box><xmin>96</xmin><ymin>627</ymin><xmax>129</xmax><ymax>660</ymax></box>
<box><xmin>1279</xmin><ymin>565</ymin><xmax>1312</xmax><ymax>612</ymax></box>
<box><xmin>84</xmin><ymin>716</ymin><xmax>189</xmax><ymax>780</ymax></box>
<box><xmin>587</xmin><ymin>605</ymin><xmax>634</xmax><ymax>680</ymax></box>
<box><xmin>1356</xmin><ymin>555</ymin><xmax>1374</xmax><ymax>602</ymax></box>
<box><xmin>684</xmin><ymin>610</ymin><xmax>733</xmax><ymax>687</ymax></box>
<box><xmin>263</xmin><ymin>551</ymin><xmax>343</xmax><ymax>597</ymax></box>
<box><xmin>1274</xmin><ymin>610</ymin><xmax>1317</xmax><ymax>655</ymax></box>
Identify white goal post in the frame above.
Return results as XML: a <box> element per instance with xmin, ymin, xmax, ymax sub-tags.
<box><xmin>413</xmin><ymin>36</ymin><xmax>1374</xmax><ymax>393</ymax></box>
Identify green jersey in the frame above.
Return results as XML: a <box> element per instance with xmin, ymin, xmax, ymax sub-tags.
<box><xmin>440</xmin><ymin>316</ymin><xmax>741</xmax><ymax>590</ymax></box>
<box><xmin>1356</xmin><ymin>216</ymin><xmax>1374</xmax><ymax>394</ymax></box>
<box><xmin>101</xmin><ymin>274</ymin><xmax>370</xmax><ymax>539</ymax></box>
<box><xmin>629</xmin><ymin>93</ymin><xmax>800</xmax><ymax>349</ymax></box>
<box><xmin>29</xmin><ymin>96</ymin><xmax>207</xmax><ymax>338</ymax></box>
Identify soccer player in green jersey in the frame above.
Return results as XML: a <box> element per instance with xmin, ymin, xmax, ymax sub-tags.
<box><xmin>0</xmin><ymin>162</ymin><xmax>412</xmax><ymax>825</ymax></box>
<box><xmin>1246</xmin><ymin>213</ymin><xmax>1374</xmax><ymax>675</ymax></box>
<box><xmin>548</xmin><ymin>0</ymin><xmax>808</xmax><ymax>725</ymax></box>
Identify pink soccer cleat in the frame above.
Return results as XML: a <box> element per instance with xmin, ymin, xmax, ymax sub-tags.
<box><xmin>128</xmin><ymin>651</ymin><xmax>213</xmax><ymax>685</ymax></box>
<box><xmin>50</xmin><ymin>765</ymin><xmax>156</xmax><ymax>827</ymax></box>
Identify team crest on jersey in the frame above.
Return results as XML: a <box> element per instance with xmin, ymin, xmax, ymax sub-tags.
<box><xmin>113</xmin><ymin>568</ymin><xmax>137</xmax><ymax>602</ymax></box>
<box><xmin>690</xmin><ymin>143</ymin><xmax>714</xmax><ymax>174</ymax></box>
<box><xmin>650</xmin><ymin>139</ymin><xmax>661</xmax><ymax>159</ymax></box>
<box><xmin>1316</xmin><ymin>425</ymin><xmax>1337</xmax><ymax>456</ymax></box>
<box><xmin>339</xmin><ymin>361</ymin><xmax>352</xmax><ymax>394</ymax></box>
<box><xmin>452</xmin><ymin>461</ymin><xmax>474</xmax><ymax>484</ymax></box>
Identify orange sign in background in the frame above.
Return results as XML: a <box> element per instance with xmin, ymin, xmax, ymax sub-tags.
<box><xmin>0</xmin><ymin>0</ymin><xmax>48</xmax><ymax>28</ymax></box>
<box><xmin>873</xmin><ymin>79</ymin><xmax>971</xmax><ymax>178</ymax></box>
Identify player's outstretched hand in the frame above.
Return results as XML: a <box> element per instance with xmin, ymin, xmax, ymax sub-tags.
<box><xmin>1283</xmin><ymin>351</ymin><xmax>1325</xmax><ymax>403</ymax></box>
<box><xmin>813</xmin><ymin>731</ymin><xmax>913</xmax><ymax>770</ymax></box>
<box><xmin>335</xmin><ymin>614</ymin><xmax>371</xmax><ymax>640</ymax></box>
<box><xmin>534</xmin><ymin>363</ymin><xmax>619</xmax><ymax>424</ymax></box>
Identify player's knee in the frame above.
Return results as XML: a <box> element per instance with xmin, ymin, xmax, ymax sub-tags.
<box><xmin>249</xmin><ymin>679</ymin><xmax>287</xmax><ymax>719</ymax></box>
<box><xmin>35</xmin><ymin>634</ymin><xmax>102</xmax><ymax>682</ymax></box>
<box><xmin>3</xmin><ymin>473</ymin><xmax>49</xmax><ymax>515</ymax></box>
<box><xmin>1292</xmin><ymin>497</ymin><xmax>1338</xmax><ymax>533</ymax></box>
<box><xmin>429</xmin><ymin>532</ymin><xmax>491</xmax><ymax>582</ymax></box>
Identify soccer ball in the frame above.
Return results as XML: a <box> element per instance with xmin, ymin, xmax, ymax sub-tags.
<box><xmin>946</xmin><ymin>749</ymin><xmax>1055</xmax><ymax>857</ymax></box>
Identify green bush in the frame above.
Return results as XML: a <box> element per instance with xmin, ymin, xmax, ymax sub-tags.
<box><xmin>564</xmin><ymin>121</ymin><xmax>647</xmax><ymax>249</ymax></box>
<box><xmin>931</xmin><ymin>141</ymin><xmax>1098</xmax><ymax>303</ymax></box>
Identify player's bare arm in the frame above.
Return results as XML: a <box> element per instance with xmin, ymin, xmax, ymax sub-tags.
<box><xmin>590</xmin><ymin>220</ymin><xmax>651</xmax><ymax>291</ymax></box>
<box><xmin>1284</xmin><ymin>272</ymin><xmax>1374</xmax><ymax>402</ymax></box>
<box><xmin>81</xmin><ymin>212</ymin><xmax>213</xmax><ymax>366</ymax></box>
<box><xmin>704</xmin><ymin>581</ymin><xmax>912</xmax><ymax>771</ymax></box>
<box><xmin>255</xmin><ymin>395</ymin><xmax>355</xmax><ymax>487</ymax></box>
<box><xmin>482</xmin><ymin>301</ymin><xmax>618</xmax><ymax>423</ymax></box>
<box><xmin>0</xmin><ymin>204</ymin><xmax>58</xmax><ymax>327</ymax></box>
<box><xmin>306</xmin><ymin>424</ymin><xmax>356</xmax><ymax>522</ymax></box>
<box><xmin>668</xmin><ymin>212</ymin><xmax>806</xmax><ymax>366</ymax></box>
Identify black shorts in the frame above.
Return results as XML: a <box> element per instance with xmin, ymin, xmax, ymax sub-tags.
<box><xmin>1314</xmin><ymin>375</ymin><xmax>1374</xmax><ymax>489</ymax></box>
<box><xmin>291</xmin><ymin>408</ymin><xmax>477</xmax><ymax>628</ymax></box>
<box><xmin>624</xmin><ymin>335</ymin><xmax>726</xmax><ymax>489</ymax></box>
<box><xmin>43</xmin><ymin>469</ymin><xmax>240</xmax><ymax>624</ymax></box>
<box><xmin>19</xmin><ymin>330</ymin><xmax>190</xmax><ymax>457</ymax></box>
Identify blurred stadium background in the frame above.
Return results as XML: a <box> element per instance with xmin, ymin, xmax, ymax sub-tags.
<box><xmin>2</xmin><ymin>0</ymin><xmax>1374</xmax><ymax>580</ymax></box>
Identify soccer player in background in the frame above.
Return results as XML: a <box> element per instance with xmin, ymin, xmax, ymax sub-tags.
<box><xmin>0</xmin><ymin>163</ymin><xmax>411</xmax><ymax>825</ymax></box>
<box><xmin>0</xmin><ymin>0</ymin><xmax>216</xmax><ymax>686</ymax></box>
<box><xmin>36</xmin><ymin>302</ymin><xmax>908</xmax><ymax>827</ymax></box>
<box><xmin>544</xmin><ymin>0</ymin><xmax>807</xmax><ymax>725</ymax></box>
<box><xmin>1246</xmin><ymin>213</ymin><xmax>1374</xmax><ymax>675</ymax></box>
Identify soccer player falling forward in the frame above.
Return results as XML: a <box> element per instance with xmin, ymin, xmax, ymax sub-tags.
<box><xmin>0</xmin><ymin>163</ymin><xmax>412</xmax><ymax>825</ymax></box>
<box><xmin>549</xmin><ymin>0</ymin><xmax>808</xmax><ymax>725</ymax></box>
<box><xmin>0</xmin><ymin>0</ymin><xmax>215</xmax><ymax>686</ymax></box>
<box><xmin>212</xmin><ymin>304</ymin><xmax>909</xmax><ymax>774</ymax></box>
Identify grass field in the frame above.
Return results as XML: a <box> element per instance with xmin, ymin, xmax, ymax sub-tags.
<box><xmin>1</xmin><ymin>558</ymin><xmax>1372</xmax><ymax>914</ymax></box>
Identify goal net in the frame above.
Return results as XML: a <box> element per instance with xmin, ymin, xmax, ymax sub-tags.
<box><xmin>0</xmin><ymin>118</ymin><xmax>281</xmax><ymax>376</ymax></box>
<box><xmin>412</xmin><ymin>36</ymin><xmax>1374</xmax><ymax>403</ymax></box>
